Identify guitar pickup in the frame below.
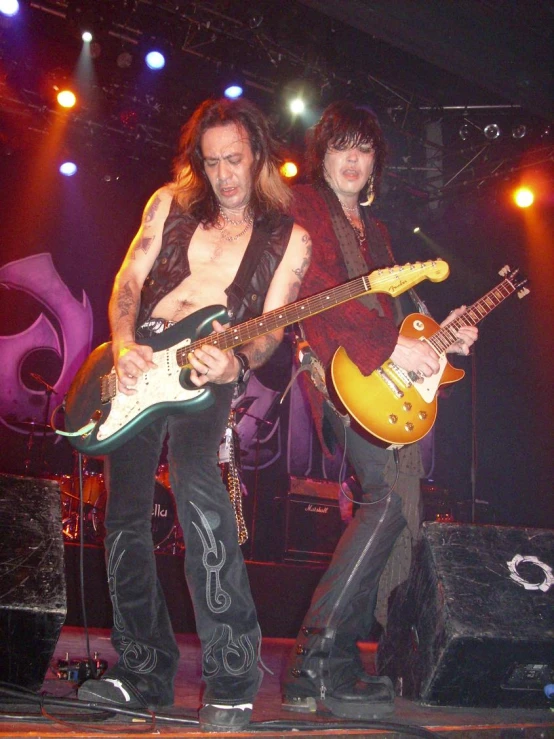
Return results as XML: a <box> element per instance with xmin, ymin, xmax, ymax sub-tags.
<box><xmin>100</xmin><ymin>370</ymin><xmax>117</xmax><ymax>404</ymax></box>
<box><xmin>384</xmin><ymin>361</ymin><xmax>413</xmax><ymax>390</ymax></box>
<box><xmin>376</xmin><ymin>366</ymin><xmax>404</xmax><ymax>398</ymax></box>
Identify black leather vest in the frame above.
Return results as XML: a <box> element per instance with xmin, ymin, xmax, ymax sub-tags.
<box><xmin>137</xmin><ymin>199</ymin><xmax>294</xmax><ymax>328</ymax></box>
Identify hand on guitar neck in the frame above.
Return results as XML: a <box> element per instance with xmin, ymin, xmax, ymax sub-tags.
<box><xmin>390</xmin><ymin>305</ymin><xmax>478</xmax><ymax>381</ymax></box>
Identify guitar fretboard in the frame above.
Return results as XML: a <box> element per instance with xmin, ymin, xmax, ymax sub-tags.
<box><xmin>428</xmin><ymin>276</ymin><xmax>517</xmax><ymax>354</ymax></box>
<box><xmin>173</xmin><ymin>260</ymin><xmax>447</xmax><ymax>367</ymax></box>
<box><xmin>175</xmin><ymin>274</ymin><xmax>370</xmax><ymax>366</ymax></box>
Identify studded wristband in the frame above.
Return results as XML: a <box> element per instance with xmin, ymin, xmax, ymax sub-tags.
<box><xmin>234</xmin><ymin>352</ymin><xmax>251</xmax><ymax>384</ymax></box>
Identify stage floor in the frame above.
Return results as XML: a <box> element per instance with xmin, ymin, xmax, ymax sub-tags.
<box><xmin>0</xmin><ymin>627</ymin><xmax>552</xmax><ymax>738</ymax></box>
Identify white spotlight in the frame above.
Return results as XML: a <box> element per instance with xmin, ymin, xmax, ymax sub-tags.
<box><xmin>60</xmin><ymin>162</ymin><xmax>77</xmax><ymax>177</ymax></box>
<box><xmin>145</xmin><ymin>50</ymin><xmax>165</xmax><ymax>70</ymax></box>
<box><xmin>0</xmin><ymin>0</ymin><xmax>19</xmax><ymax>17</ymax></box>
<box><xmin>290</xmin><ymin>97</ymin><xmax>305</xmax><ymax>115</ymax></box>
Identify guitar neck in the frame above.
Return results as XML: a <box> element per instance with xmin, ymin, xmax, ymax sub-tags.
<box><xmin>175</xmin><ymin>274</ymin><xmax>371</xmax><ymax>366</ymax></box>
<box><xmin>173</xmin><ymin>259</ymin><xmax>448</xmax><ymax>367</ymax></box>
<box><xmin>427</xmin><ymin>277</ymin><xmax>516</xmax><ymax>354</ymax></box>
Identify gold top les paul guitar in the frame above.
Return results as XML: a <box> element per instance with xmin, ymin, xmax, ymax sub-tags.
<box><xmin>63</xmin><ymin>259</ymin><xmax>449</xmax><ymax>456</ymax></box>
<box><xmin>331</xmin><ymin>265</ymin><xmax>529</xmax><ymax>448</ymax></box>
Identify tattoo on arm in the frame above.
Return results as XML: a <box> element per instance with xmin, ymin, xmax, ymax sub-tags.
<box><xmin>293</xmin><ymin>233</ymin><xmax>312</xmax><ymax>279</ymax></box>
<box><xmin>117</xmin><ymin>280</ymin><xmax>137</xmax><ymax>319</ymax></box>
<box><xmin>246</xmin><ymin>334</ymin><xmax>280</xmax><ymax>369</ymax></box>
<box><xmin>144</xmin><ymin>196</ymin><xmax>161</xmax><ymax>223</ymax></box>
<box><xmin>132</xmin><ymin>235</ymin><xmax>154</xmax><ymax>259</ymax></box>
<box><xmin>288</xmin><ymin>233</ymin><xmax>312</xmax><ymax>302</ymax></box>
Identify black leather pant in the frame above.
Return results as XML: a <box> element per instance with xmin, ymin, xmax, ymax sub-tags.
<box><xmin>105</xmin><ymin>382</ymin><xmax>262</xmax><ymax>705</ymax></box>
<box><xmin>283</xmin><ymin>401</ymin><xmax>406</xmax><ymax>696</ymax></box>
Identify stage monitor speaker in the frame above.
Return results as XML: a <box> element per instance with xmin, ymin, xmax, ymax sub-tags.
<box><xmin>0</xmin><ymin>474</ymin><xmax>67</xmax><ymax>691</ymax></box>
<box><xmin>283</xmin><ymin>477</ymin><xmax>343</xmax><ymax>563</ymax></box>
<box><xmin>377</xmin><ymin>522</ymin><xmax>554</xmax><ymax>708</ymax></box>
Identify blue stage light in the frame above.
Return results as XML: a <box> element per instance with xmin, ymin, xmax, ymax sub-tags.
<box><xmin>145</xmin><ymin>50</ymin><xmax>165</xmax><ymax>70</ymax></box>
<box><xmin>59</xmin><ymin>162</ymin><xmax>77</xmax><ymax>177</ymax></box>
<box><xmin>0</xmin><ymin>0</ymin><xmax>19</xmax><ymax>17</ymax></box>
<box><xmin>224</xmin><ymin>84</ymin><xmax>243</xmax><ymax>99</ymax></box>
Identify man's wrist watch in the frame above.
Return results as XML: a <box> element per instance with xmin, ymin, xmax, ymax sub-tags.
<box><xmin>234</xmin><ymin>352</ymin><xmax>251</xmax><ymax>384</ymax></box>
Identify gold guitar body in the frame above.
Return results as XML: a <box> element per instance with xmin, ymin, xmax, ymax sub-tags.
<box><xmin>331</xmin><ymin>313</ymin><xmax>465</xmax><ymax>447</ymax></box>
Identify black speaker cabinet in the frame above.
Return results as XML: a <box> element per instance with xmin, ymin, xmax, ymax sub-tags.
<box><xmin>283</xmin><ymin>477</ymin><xmax>343</xmax><ymax>563</ymax></box>
<box><xmin>377</xmin><ymin>522</ymin><xmax>554</xmax><ymax>708</ymax></box>
<box><xmin>0</xmin><ymin>474</ymin><xmax>67</xmax><ymax>691</ymax></box>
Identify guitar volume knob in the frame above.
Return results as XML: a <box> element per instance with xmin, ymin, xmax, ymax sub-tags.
<box><xmin>418</xmin><ymin>410</ymin><xmax>427</xmax><ymax>420</ymax></box>
<box><xmin>388</xmin><ymin>414</ymin><xmax>398</xmax><ymax>424</ymax></box>
<box><xmin>402</xmin><ymin>402</ymin><xmax>412</xmax><ymax>411</ymax></box>
<box><xmin>404</xmin><ymin>422</ymin><xmax>414</xmax><ymax>432</ymax></box>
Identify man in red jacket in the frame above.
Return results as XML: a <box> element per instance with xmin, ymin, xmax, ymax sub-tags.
<box><xmin>281</xmin><ymin>101</ymin><xmax>477</xmax><ymax>719</ymax></box>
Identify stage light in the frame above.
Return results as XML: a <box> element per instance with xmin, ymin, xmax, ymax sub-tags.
<box><xmin>458</xmin><ymin>124</ymin><xmax>471</xmax><ymax>141</ymax></box>
<box><xmin>82</xmin><ymin>30</ymin><xmax>93</xmax><ymax>42</ymax></box>
<box><xmin>484</xmin><ymin>123</ymin><xmax>501</xmax><ymax>140</ymax></box>
<box><xmin>224</xmin><ymin>84</ymin><xmax>243</xmax><ymax>99</ymax></box>
<box><xmin>59</xmin><ymin>162</ymin><xmax>77</xmax><ymax>176</ymax></box>
<box><xmin>290</xmin><ymin>97</ymin><xmax>305</xmax><ymax>115</ymax></box>
<box><xmin>280</xmin><ymin>161</ymin><xmax>298</xmax><ymax>178</ymax></box>
<box><xmin>413</xmin><ymin>226</ymin><xmax>420</xmax><ymax>233</ymax></box>
<box><xmin>514</xmin><ymin>187</ymin><xmax>534</xmax><ymax>208</ymax></box>
<box><xmin>0</xmin><ymin>0</ymin><xmax>19</xmax><ymax>17</ymax></box>
<box><xmin>57</xmin><ymin>89</ymin><xmax>77</xmax><ymax>108</ymax></box>
<box><xmin>145</xmin><ymin>50</ymin><xmax>166</xmax><ymax>70</ymax></box>
<box><xmin>512</xmin><ymin>123</ymin><xmax>527</xmax><ymax>140</ymax></box>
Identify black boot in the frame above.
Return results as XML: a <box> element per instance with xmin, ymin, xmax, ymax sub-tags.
<box><xmin>281</xmin><ymin>626</ymin><xmax>394</xmax><ymax>720</ymax></box>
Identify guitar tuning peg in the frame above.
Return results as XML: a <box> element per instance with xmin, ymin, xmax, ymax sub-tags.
<box><xmin>517</xmin><ymin>287</ymin><xmax>530</xmax><ymax>299</ymax></box>
<box><xmin>498</xmin><ymin>265</ymin><xmax>510</xmax><ymax>276</ymax></box>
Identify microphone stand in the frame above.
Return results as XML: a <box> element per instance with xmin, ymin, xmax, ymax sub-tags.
<box><xmin>29</xmin><ymin>373</ymin><xmax>56</xmax><ymax>476</ymax></box>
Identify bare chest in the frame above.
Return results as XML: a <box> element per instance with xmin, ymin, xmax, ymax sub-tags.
<box><xmin>151</xmin><ymin>223</ymin><xmax>250</xmax><ymax>323</ymax></box>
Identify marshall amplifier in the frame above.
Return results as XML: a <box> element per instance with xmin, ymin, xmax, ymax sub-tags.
<box><xmin>377</xmin><ymin>522</ymin><xmax>554</xmax><ymax>708</ymax></box>
<box><xmin>283</xmin><ymin>477</ymin><xmax>343</xmax><ymax>563</ymax></box>
<box><xmin>0</xmin><ymin>474</ymin><xmax>67</xmax><ymax>691</ymax></box>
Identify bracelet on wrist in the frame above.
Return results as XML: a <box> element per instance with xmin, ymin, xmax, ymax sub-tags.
<box><xmin>234</xmin><ymin>351</ymin><xmax>251</xmax><ymax>384</ymax></box>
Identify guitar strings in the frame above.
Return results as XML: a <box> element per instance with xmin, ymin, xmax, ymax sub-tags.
<box><xmin>177</xmin><ymin>262</ymin><xmax>445</xmax><ymax>365</ymax></box>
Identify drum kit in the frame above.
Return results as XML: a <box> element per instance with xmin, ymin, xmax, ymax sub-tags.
<box><xmin>50</xmin><ymin>458</ymin><xmax>184</xmax><ymax>554</ymax></box>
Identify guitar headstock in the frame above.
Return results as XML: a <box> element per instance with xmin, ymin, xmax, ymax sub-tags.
<box><xmin>370</xmin><ymin>259</ymin><xmax>450</xmax><ymax>297</ymax></box>
<box><xmin>498</xmin><ymin>265</ymin><xmax>530</xmax><ymax>299</ymax></box>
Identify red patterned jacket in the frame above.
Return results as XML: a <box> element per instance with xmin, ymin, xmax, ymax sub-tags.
<box><xmin>290</xmin><ymin>185</ymin><xmax>401</xmax><ymax>449</ymax></box>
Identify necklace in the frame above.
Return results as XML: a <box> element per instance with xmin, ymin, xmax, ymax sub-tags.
<box><xmin>338</xmin><ymin>198</ymin><xmax>359</xmax><ymax>213</ymax></box>
<box><xmin>218</xmin><ymin>206</ymin><xmax>253</xmax><ymax>241</ymax></box>
<box><xmin>220</xmin><ymin>221</ymin><xmax>252</xmax><ymax>242</ymax></box>
<box><xmin>219</xmin><ymin>206</ymin><xmax>251</xmax><ymax>227</ymax></box>
<box><xmin>339</xmin><ymin>201</ymin><xmax>366</xmax><ymax>245</ymax></box>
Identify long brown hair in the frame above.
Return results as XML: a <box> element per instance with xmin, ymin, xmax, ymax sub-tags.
<box><xmin>172</xmin><ymin>98</ymin><xmax>291</xmax><ymax>225</ymax></box>
<box><xmin>305</xmin><ymin>101</ymin><xmax>387</xmax><ymax>203</ymax></box>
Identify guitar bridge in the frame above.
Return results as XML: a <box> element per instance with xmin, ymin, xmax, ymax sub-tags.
<box><xmin>100</xmin><ymin>370</ymin><xmax>117</xmax><ymax>404</ymax></box>
<box><xmin>387</xmin><ymin>362</ymin><xmax>414</xmax><ymax>389</ymax></box>
<box><xmin>376</xmin><ymin>365</ymin><xmax>404</xmax><ymax>398</ymax></box>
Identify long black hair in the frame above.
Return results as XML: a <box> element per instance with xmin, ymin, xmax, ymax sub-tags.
<box><xmin>305</xmin><ymin>101</ymin><xmax>387</xmax><ymax>202</ymax></box>
<box><xmin>172</xmin><ymin>98</ymin><xmax>291</xmax><ymax>224</ymax></box>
